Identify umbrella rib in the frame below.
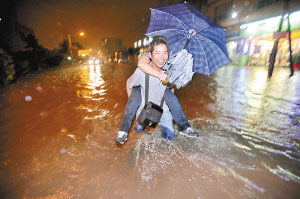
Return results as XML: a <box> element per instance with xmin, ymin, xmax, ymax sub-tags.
<box><xmin>191</xmin><ymin>37</ymin><xmax>209</xmax><ymax>73</ymax></box>
<box><xmin>147</xmin><ymin>29</ymin><xmax>185</xmax><ymax>36</ymax></box>
<box><xmin>194</xmin><ymin>34</ymin><xmax>228</xmax><ymax>59</ymax></box>
<box><xmin>152</xmin><ymin>9</ymin><xmax>189</xmax><ymax>32</ymax></box>
<box><xmin>171</xmin><ymin>37</ymin><xmax>187</xmax><ymax>47</ymax></box>
<box><xmin>167</xmin><ymin>37</ymin><xmax>188</xmax><ymax>55</ymax></box>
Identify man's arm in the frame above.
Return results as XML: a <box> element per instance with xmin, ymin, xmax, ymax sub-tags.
<box><xmin>137</xmin><ymin>54</ymin><xmax>168</xmax><ymax>81</ymax></box>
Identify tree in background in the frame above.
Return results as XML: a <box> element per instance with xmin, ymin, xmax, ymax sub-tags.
<box><xmin>59</xmin><ymin>40</ymin><xmax>69</xmax><ymax>54</ymax></box>
<box><xmin>72</xmin><ymin>42</ymin><xmax>84</xmax><ymax>50</ymax></box>
<box><xmin>23</xmin><ymin>33</ymin><xmax>39</xmax><ymax>51</ymax></box>
<box><xmin>37</xmin><ymin>48</ymin><xmax>64</xmax><ymax>68</ymax></box>
<box><xmin>58</xmin><ymin>40</ymin><xmax>84</xmax><ymax>55</ymax></box>
<box><xmin>19</xmin><ymin>31</ymin><xmax>64</xmax><ymax>71</ymax></box>
<box><xmin>0</xmin><ymin>49</ymin><xmax>15</xmax><ymax>85</ymax></box>
<box><xmin>20</xmin><ymin>32</ymin><xmax>41</xmax><ymax>70</ymax></box>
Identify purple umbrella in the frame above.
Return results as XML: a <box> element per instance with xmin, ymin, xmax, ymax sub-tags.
<box><xmin>146</xmin><ymin>2</ymin><xmax>230</xmax><ymax>75</ymax></box>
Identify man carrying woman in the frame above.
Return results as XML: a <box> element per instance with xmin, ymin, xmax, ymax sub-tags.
<box><xmin>116</xmin><ymin>36</ymin><xmax>198</xmax><ymax>144</ymax></box>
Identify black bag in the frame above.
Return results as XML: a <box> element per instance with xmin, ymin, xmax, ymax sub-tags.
<box><xmin>137</xmin><ymin>102</ymin><xmax>163</xmax><ymax>127</ymax></box>
<box><xmin>137</xmin><ymin>74</ymin><xmax>165</xmax><ymax>128</ymax></box>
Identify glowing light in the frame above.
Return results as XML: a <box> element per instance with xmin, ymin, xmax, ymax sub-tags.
<box><xmin>250</xmin><ymin>70</ymin><xmax>267</xmax><ymax>94</ymax></box>
<box><xmin>95</xmin><ymin>65</ymin><xmax>100</xmax><ymax>75</ymax></box>
<box><xmin>60</xmin><ymin>148</ymin><xmax>66</xmax><ymax>154</ymax></box>
<box><xmin>67</xmin><ymin>56</ymin><xmax>72</xmax><ymax>60</ymax></box>
<box><xmin>244</xmin><ymin>43</ymin><xmax>249</xmax><ymax>54</ymax></box>
<box><xmin>36</xmin><ymin>86</ymin><xmax>42</xmax><ymax>91</ymax></box>
<box><xmin>232</xmin><ymin>12</ymin><xmax>237</xmax><ymax>19</ymax></box>
<box><xmin>25</xmin><ymin>96</ymin><xmax>32</xmax><ymax>101</ymax></box>
<box><xmin>80</xmin><ymin>32</ymin><xmax>85</xmax><ymax>36</ymax></box>
<box><xmin>138</xmin><ymin>40</ymin><xmax>142</xmax><ymax>47</ymax></box>
<box><xmin>134</xmin><ymin>41</ymin><xmax>137</xmax><ymax>48</ymax></box>
<box><xmin>290</xmin><ymin>10</ymin><xmax>300</xmax><ymax>20</ymax></box>
<box><xmin>143</xmin><ymin>38</ymin><xmax>148</xmax><ymax>46</ymax></box>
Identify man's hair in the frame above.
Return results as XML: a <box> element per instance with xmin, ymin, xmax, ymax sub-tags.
<box><xmin>149</xmin><ymin>36</ymin><xmax>169</xmax><ymax>53</ymax></box>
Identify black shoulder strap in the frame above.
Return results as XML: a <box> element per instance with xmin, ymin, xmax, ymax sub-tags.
<box><xmin>145</xmin><ymin>73</ymin><xmax>149</xmax><ymax>103</ymax></box>
<box><xmin>160</xmin><ymin>90</ymin><xmax>165</xmax><ymax>108</ymax></box>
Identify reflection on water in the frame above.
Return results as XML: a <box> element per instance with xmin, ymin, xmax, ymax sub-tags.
<box><xmin>0</xmin><ymin>63</ymin><xmax>299</xmax><ymax>198</ymax></box>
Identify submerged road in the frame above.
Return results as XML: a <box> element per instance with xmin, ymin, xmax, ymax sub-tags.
<box><xmin>0</xmin><ymin>62</ymin><xmax>299</xmax><ymax>198</ymax></box>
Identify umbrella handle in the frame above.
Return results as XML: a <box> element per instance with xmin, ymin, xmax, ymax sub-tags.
<box><xmin>183</xmin><ymin>39</ymin><xmax>190</xmax><ymax>49</ymax></box>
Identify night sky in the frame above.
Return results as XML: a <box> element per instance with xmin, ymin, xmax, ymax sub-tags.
<box><xmin>16</xmin><ymin>0</ymin><xmax>165</xmax><ymax>50</ymax></box>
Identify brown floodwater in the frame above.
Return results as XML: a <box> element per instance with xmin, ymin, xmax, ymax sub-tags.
<box><xmin>0</xmin><ymin>62</ymin><xmax>299</xmax><ymax>199</ymax></box>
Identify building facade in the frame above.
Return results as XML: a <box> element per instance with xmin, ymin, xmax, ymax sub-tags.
<box><xmin>0</xmin><ymin>0</ymin><xmax>34</xmax><ymax>52</ymax></box>
<box><xmin>206</xmin><ymin>0</ymin><xmax>300</xmax><ymax>66</ymax></box>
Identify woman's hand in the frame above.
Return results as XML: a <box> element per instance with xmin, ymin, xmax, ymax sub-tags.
<box><xmin>160</xmin><ymin>73</ymin><xmax>168</xmax><ymax>82</ymax></box>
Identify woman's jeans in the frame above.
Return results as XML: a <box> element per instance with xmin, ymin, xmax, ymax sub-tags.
<box><xmin>159</xmin><ymin>110</ymin><xmax>175</xmax><ymax>140</ymax></box>
<box><xmin>119</xmin><ymin>87</ymin><xmax>190</xmax><ymax>133</ymax></box>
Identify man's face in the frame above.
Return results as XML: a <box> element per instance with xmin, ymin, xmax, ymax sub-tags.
<box><xmin>150</xmin><ymin>44</ymin><xmax>168</xmax><ymax>68</ymax></box>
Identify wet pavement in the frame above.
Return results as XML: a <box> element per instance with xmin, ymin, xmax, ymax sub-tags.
<box><xmin>0</xmin><ymin>62</ymin><xmax>299</xmax><ymax>198</ymax></box>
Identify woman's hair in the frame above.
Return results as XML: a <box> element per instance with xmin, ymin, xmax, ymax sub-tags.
<box><xmin>149</xmin><ymin>36</ymin><xmax>169</xmax><ymax>53</ymax></box>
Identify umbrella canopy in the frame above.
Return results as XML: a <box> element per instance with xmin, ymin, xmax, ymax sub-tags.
<box><xmin>146</xmin><ymin>2</ymin><xmax>230</xmax><ymax>75</ymax></box>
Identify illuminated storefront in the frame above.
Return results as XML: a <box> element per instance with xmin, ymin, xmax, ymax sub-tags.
<box><xmin>227</xmin><ymin>10</ymin><xmax>300</xmax><ymax>66</ymax></box>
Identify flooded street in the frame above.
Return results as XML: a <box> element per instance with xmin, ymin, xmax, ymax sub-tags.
<box><xmin>0</xmin><ymin>62</ymin><xmax>299</xmax><ymax>199</ymax></box>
